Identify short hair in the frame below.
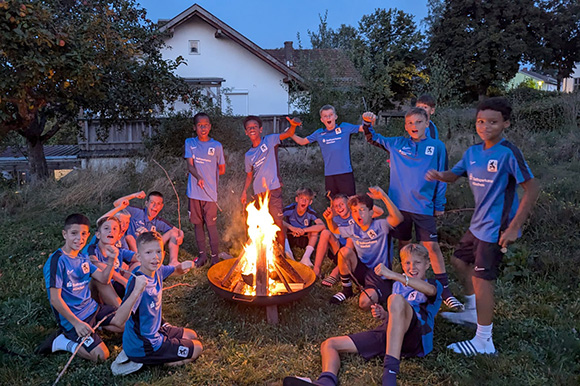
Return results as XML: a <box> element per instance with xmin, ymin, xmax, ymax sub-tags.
<box><xmin>295</xmin><ymin>187</ymin><xmax>314</xmax><ymax>199</ymax></box>
<box><xmin>400</xmin><ymin>243</ymin><xmax>429</xmax><ymax>262</ymax></box>
<box><xmin>332</xmin><ymin>193</ymin><xmax>348</xmax><ymax>202</ymax></box>
<box><xmin>476</xmin><ymin>97</ymin><xmax>512</xmax><ymax>121</ymax></box>
<box><xmin>96</xmin><ymin>216</ymin><xmax>121</xmax><ymax>231</ymax></box>
<box><xmin>319</xmin><ymin>104</ymin><xmax>336</xmax><ymax>116</ymax></box>
<box><xmin>347</xmin><ymin>194</ymin><xmax>374</xmax><ymax>210</ymax></box>
<box><xmin>416</xmin><ymin>94</ymin><xmax>436</xmax><ymax>108</ymax></box>
<box><xmin>146</xmin><ymin>191</ymin><xmax>164</xmax><ymax>201</ymax></box>
<box><xmin>136</xmin><ymin>231</ymin><xmax>163</xmax><ymax>250</ymax></box>
<box><xmin>64</xmin><ymin>213</ymin><xmax>90</xmax><ymax>231</ymax></box>
<box><xmin>405</xmin><ymin>107</ymin><xmax>429</xmax><ymax>121</ymax></box>
<box><xmin>243</xmin><ymin>115</ymin><xmax>262</xmax><ymax>129</ymax></box>
<box><xmin>193</xmin><ymin>112</ymin><xmax>210</xmax><ymax>126</ymax></box>
<box><xmin>115</xmin><ymin>209</ymin><xmax>130</xmax><ymax>217</ymax></box>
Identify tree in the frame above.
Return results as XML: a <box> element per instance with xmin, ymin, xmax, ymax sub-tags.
<box><xmin>0</xmin><ymin>0</ymin><xmax>192</xmax><ymax>181</ymax></box>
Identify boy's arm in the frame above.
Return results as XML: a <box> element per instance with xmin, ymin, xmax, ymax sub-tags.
<box><xmin>499</xmin><ymin>178</ymin><xmax>540</xmax><ymax>248</ymax></box>
<box><xmin>304</xmin><ymin>218</ymin><xmax>326</xmax><ymax>234</ymax></box>
<box><xmin>323</xmin><ymin>207</ymin><xmax>340</xmax><ymax>234</ymax></box>
<box><xmin>290</xmin><ymin>134</ymin><xmax>310</xmax><ymax>145</ymax></box>
<box><xmin>241</xmin><ymin>171</ymin><xmax>253</xmax><ymax>205</ymax></box>
<box><xmin>433</xmin><ymin>144</ymin><xmax>448</xmax><ymax>216</ymax></box>
<box><xmin>90</xmin><ymin>258</ymin><xmax>127</xmax><ymax>286</ymax></box>
<box><xmin>98</xmin><ymin>200</ymin><xmax>129</xmax><ymax>224</ymax></box>
<box><xmin>279</xmin><ymin>117</ymin><xmax>301</xmax><ymax>141</ymax></box>
<box><xmin>375</xmin><ymin>264</ymin><xmax>437</xmax><ymax>297</ymax></box>
<box><xmin>113</xmin><ymin>191</ymin><xmax>146</xmax><ymax>207</ymax></box>
<box><xmin>218</xmin><ymin>163</ymin><xmax>226</xmax><ymax>175</ymax></box>
<box><xmin>368</xmin><ymin>186</ymin><xmax>403</xmax><ymax>228</ymax></box>
<box><xmin>172</xmin><ymin>261</ymin><xmax>193</xmax><ymax>276</ymax></box>
<box><xmin>186</xmin><ymin>158</ymin><xmax>205</xmax><ymax>189</ymax></box>
<box><xmin>109</xmin><ymin>275</ymin><xmax>147</xmax><ymax>329</ymax></box>
<box><xmin>49</xmin><ymin>288</ymin><xmax>94</xmax><ymax>337</ymax></box>
<box><xmin>358</xmin><ymin>112</ymin><xmax>377</xmax><ymax>133</ymax></box>
<box><xmin>425</xmin><ymin>169</ymin><xmax>460</xmax><ymax>183</ymax></box>
<box><xmin>91</xmin><ymin>246</ymin><xmax>117</xmax><ymax>284</ymax></box>
<box><xmin>371</xmin><ymin>205</ymin><xmax>384</xmax><ymax>218</ymax></box>
<box><xmin>125</xmin><ymin>235</ymin><xmax>137</xmax><ymax>252</ymax></box>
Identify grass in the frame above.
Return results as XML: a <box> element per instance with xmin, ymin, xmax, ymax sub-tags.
<box><xmin>1</xmin><ymin>116</ymin><xmax>580</xmax><ymax>385</ymax></box>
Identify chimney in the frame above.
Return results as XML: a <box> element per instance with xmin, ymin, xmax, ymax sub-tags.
<box><xmin>284</xmin><ymin>41</ymin><xmax>293</xmax><ymax>67</ymax></box>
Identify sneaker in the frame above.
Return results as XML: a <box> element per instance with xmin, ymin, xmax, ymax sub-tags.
<box><xmin>283</xmin><ymin>376</ymin><xmax>314</xmax><ymax>385</ymax></box>
<box><xmin>300</xmin><ymin>258</ymin><xmax>313</xmax><ymax>267</ymax></box>
<box><xmin>194</xmin><ymin>254</ymin><xmax>207</xmax><ymax>268</ymax></box>
<box><xmin>329</xmin><ymin>290</ymin><xmax>353</xmax><ymax>305</ymax></box>
<box><xmin>441</xmin><ymin>307</ymin><xmax>477</xmax><ymax>326</ymax></box>
<box><xmin>34</xmin><ymin>330</ymin><xmax>61</xmax><ymax>355</ymax></box>
<box><xmin>111</xmin><ymin>350</ymin><xmax>143</xmax><ymax>376</ymax></box>
<box><xmin>447</xmin><ymin>339</ymin><xmax>498</xmax><ymax>356</ymax></box>
<box><xmin>443</xmin><ymin>296</ymin><xmax>465</xmax><ymax>312</ymax></box>
<box><xmin>218</xmin><ymin>252</ymin><xmax>233</xmax><ymax>260</ymax></box>
<box><xmin>210</xmin><ymin>254</ymin><xmax>219</xmax><ymax>266</ymax></box>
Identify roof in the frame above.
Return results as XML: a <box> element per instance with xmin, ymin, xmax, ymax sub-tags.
<box><xmin>520</xmin><ymin>69</ymin><xmax>557</xmax><ymax>85</ymax></box>
<box><xmin>0</xmin><ymin>145</ymin><xmax>79</xmax><ymax>159</ymax></box>
<box><xmin>159</xmin><ymin>4</ymin><xmax>303</xmax><ymax>85</ymax></box>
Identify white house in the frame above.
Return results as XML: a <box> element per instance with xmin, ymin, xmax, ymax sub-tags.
<box><xmin>507</xmin><ymin>68</ymin><xmax>558</xmax><ymax>91</ymax></box>
<box><xmin>561</xmin><ymin>63</ymin><xmax>580</xmax><ymax>93</ymax></box>
<box><xmin>159</xmin><ymin>4</ymin><xmax>303</xmax><ymax>116</ymax></box>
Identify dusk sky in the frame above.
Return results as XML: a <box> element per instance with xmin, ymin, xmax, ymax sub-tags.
<box><xmin>136</xmin><ymin>0</ymin><xmax>430</xmax><ymax>49</ymax></box>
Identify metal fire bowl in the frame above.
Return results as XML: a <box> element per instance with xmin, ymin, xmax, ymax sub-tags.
<box><xmin>207</xmin><ymin>258</ymin><xmax>316</xmax><ymax>307</ymax></box>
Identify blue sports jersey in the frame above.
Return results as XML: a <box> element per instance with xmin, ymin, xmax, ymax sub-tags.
<box><xmin>122</xmin><ymin>265</ymin><xmax>175</xmax><ymax>358</ymax></box>
<box><xmin>451</xmin><ymin>139</ymin><xmax>534</xmax><ymax>243</ymax></box>
<box><xmin>392</xmin><ymin>278</ymin><xmax>442</xmax><ymax>356</ymax></box>
<box><xmin>426</xmin><ymin>120</ymin><xmax>439</xmax><ymax>140</ymax></box>
<box><xmin>338</xmin><ymin>219</ymin><xmax>394</xmax><ymax>269</ymax></box>
<box><xmin>43</xmin><ymin>249</ymin><xmax>98</xmax><ymax>331</ymax></box>
<box><xmin>283</xmin><ymin>203</ymin><xmax>318</xmax><ymax>229</ymax></box>
<box><xmin>245</xmin><ymin>134</ymin><xmax>281</xmax><ymax>194</ymax></box>
<box><xmin>333</xmin><ymin>214</ymin><xmax>355</xmax><ymax>245</ymax></box>
<box><xmin>184</xmin><ymin>137</ymin><xmax>225</xmax><ymax>202</ymax></box>
<box><xmin>126</xmin><ymin>206</ymin><xmax>173</xmax><ymax>239</ymax></box>
<box><xmin>305</xmin><ymin>122</ymin><xmax>360</xmax><ymax>176</ymax></box>
<box><xmin>86</xmin><ymin>243</ymin><xmax>134</xmax><ymax>279</ymax></box>
<box><xmin>365</xmin><ymin>129</ymin><xmax>447</xmax><ymax>214</ymax></box>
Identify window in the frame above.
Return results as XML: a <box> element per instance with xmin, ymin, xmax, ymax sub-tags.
<box><xmin>574</xmin><ymin>77</ymin><xmax>580</xmax><ymax>92</ymax></box>
<box><xmin>189</xmin><ymin>40</ymin><xmax>200</xmax><ymax>55</ymax></box>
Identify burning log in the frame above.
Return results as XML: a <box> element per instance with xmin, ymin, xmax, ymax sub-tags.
<box><xmin>273</xmin><ymin>254</ymin><xmax>304</xmax><ymax>284</ymax></box>
<box><xmin>255</xmin><ymin>243</ymin><xmax>268</xmax><ymax>296</ymax></box>
<box><xmin>272</xmin><ymin>262</ymin><xmax>292</xmax><ymax>293</ymax></box>
<box><xmin>220</xmin><ymin>250</ymin><xmax>245</xmax><ymax>288</ymax></box>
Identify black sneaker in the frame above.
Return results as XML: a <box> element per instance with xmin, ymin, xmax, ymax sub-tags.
<box><xmin>329</xmin><ymin>290</ymin><xmax>353</xmax><ymax>305</ymax></box>
<box><xmin>210</xmin><ymin>254</ymin><xmax>219</xmax><ymax>266</ymax></box>
<box><xmin>194</xmin><ymin>254</ymin><xmax>207</xmax><ymax>268</ymax></box>
<box><xmin>35</xmin><ymin>330</ymin><xmax>61</xmax><ymax>355</ymax></box>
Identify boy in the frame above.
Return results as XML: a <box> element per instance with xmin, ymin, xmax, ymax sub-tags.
<box><xmin>329</xmin><ymin>187</ymin><xmax>403</xmax><ymax>308</ymax></box>
<box><xmin>119</xmin><ymin>191</ymin><xmax>184</xmax><ymax>266</ymax></box>
<box><xmin>185</xmin><ymin>112</ymin><xmax>226</xmax><ymax>267</ymax></box>
<box><xmin>283</xmin><ymin>244</ymin><xmax>443</xmax><ymax>386</ymax></box>
<box><xmin>416</xmin><ymin>94</ymin><xmax>439</xmax><ymax>140</ymax></box>
<box><xmin>112</xmin><ymin>231</ymin><xmax>202</xmax><ymax>375</ymax></box>
<box><xmin>87</xmin><ymin>217</ymin><xmax>137</xmax><ymax>306</ymax></box>
<box><xmin>426</xmin><ymin>97</ymin><xmax>539</xmax><ymax>355</ymax></box>
<box><xmin>290</xmin><ymin>106</ymin><xmax>374</xmax><ymax>196</ymax></box>
<box><xmin>241</xmin><ymin>116</ymin><xmax>300</xmax><ymax>246</ymax></box>
<box><xmin>283</xmin><ymin>188</ymin><xmax>325</xmax><ymax>267</ymax></box>
<box><xmin>363</xmin><ymin>107</ymin><xmax>463</xmax><ymax>311</ymax></box>
<box><xmin>41</xmin><ymin>214</ymin><xmax>147</xmax><ymax>362</ymax></box>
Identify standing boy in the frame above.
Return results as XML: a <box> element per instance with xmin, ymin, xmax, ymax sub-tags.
<box><xmin>426</xmin><ymin>97</ymin><xmax>539</xmax><ymax>355</ymax></box>
<box><xmin>283</xmin><ymin>244</ymin><xmax>443</xmax><ymax>386</ymax></box>
<box><xmin>364</xmin><ymin>107</ymin><xmax>463</xmax><ymax>310</ymax></box>
<box><xmin>241</xmin><ymin>116</ymin><xmax>300</xmax><ymax>246</ymax></box>
<box><xmin>415</xmin><ymin>94</ymin><xmax>439</xmax><ymax>140</ymax></box>
<box><xmin>185</xmin><ymin>112</ymin><xmax>226</xmax><ymax>268</ymax></box>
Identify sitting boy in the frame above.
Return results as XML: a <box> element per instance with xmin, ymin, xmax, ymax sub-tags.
<box><xmin>112</xmin><ymin>231</ymin><xmax>201</xmax><ymax>375</ymax></box>
<box><xmin>330</xmin><ymin>187</ymin><xmax>403</xmax><ymax>308</ymax></box>
<box><xmin>283</xmin><ymin>188</ymin><xmax>325</xmax><ymax>267</ymax></box>
<box><xmin>284</xmin><ymin>244</ymin><xmax>443</xmax><ymax>386</ymax></box>
<box><xmin>88</xmin><ymin>217</ymin><xmax>137</xmax><ymax>306</ymax></box>
<box><xmin>40</xmin><ymin>214</ymin><xmax>147</xmax><ymax>362</ymax></box>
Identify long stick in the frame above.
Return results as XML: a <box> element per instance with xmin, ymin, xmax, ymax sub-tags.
<box><xmin>152</xmin><ymin>159</ymin><xmax>181</xmax><ymax>230</ymax></box>
<box><xmin>336</xmin><ymin>249</ymin><xmax>375</xmax><ymax>305</ymax></box>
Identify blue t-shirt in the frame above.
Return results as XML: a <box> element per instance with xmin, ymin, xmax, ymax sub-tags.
<box><xmin>283</xmin><ymin>203</ymin><xmax>318</xmax><ymax>229</ymax></box>
<box><xmin>43</xmin><ymin>249</ymin><xmax>98</xmax><ymax>331</ymax></box>
<box><xmin>184</xmin><ymin>137</ymin><xmax>225</xmax><ymax>202</ymax></box>
<box><xmin>126</xmin><ymin>206</ymin><xmax>173</xmax><ymax>239</ymax></box>
<box><xmin>365</xmin><ymin>129</ymin><xmax>447</xmax><ymax>214</ymax></box>
<box><xmin>333</xmin><ymin>213</ymin><xmax>355</xmax><ymax>245</ymax></box>
<box><xmin>451</xmin><ymin>139</ymin><xmax>534</xmax><ymax>243</ymax></box>
<box><xmin>426</xmin><ymin>120</ymin><xmax>439</xmax><ymax>140</ymax></box>
<box><xmin>245</xmin><ymin>134</ymin><xmax>282</xmax><ymax>194</ymax></box>
<box><xmin>122</xmin><ymin>265</ymin><xmax>175</xmax><ymax>358</ymax></box>
<box><xmin>306</xmin><ymin>122</ymin><xmax>360</xmax><ymax>176</ymax></box>
<box><xmin>392</xmin><ymin>278</ymin><xmax>442</xmax><ymax>356</ymax></box>
<box><xmin>86</xmin><ymin>243</ymin><xmax>135</xmax><ymax>280</ymax></box>
<box><xmin>338</xmin><ymin>219</ymin><xmax>394</xmax><ymax>269</ymax></box>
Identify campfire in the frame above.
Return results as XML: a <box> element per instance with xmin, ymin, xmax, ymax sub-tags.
<box><xmin>208</xmin><ymin>191</ymin><xmax>316</xmax><ymax>324</ymax></box>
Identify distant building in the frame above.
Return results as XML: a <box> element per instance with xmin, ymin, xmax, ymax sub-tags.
<box><xmin>507</xmin><ymin>68</ymin><xmax>558</xmax><ymax>91</ymax></box>
<box><xmin>561</xmin><ymin>63</ymin><xmax>580</xmax><ymax>93</ymax></box>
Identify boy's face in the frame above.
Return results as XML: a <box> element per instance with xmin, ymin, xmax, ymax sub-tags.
<box><xmin>137</xmin><ymin>240</ymin><xmax>164</xmax><ymax>275</ymax></box>
<box><xmin>97</xmin><ymin>220</ymin><xmax>121</xmax><ymax>246</ymax></box>
<box><xmin>145</xmin><ymin>195</ymin><xmax>164</xmax><ymax>220</ymax></box>
<box><xmin>416</xmin><ymin>103</ymin><xmax>435</xmax><ymax>120</ymax></box>
<box><xmin>476</xmin><ymin>109</ymin><xmax>509</xmax><ymax>144</ymax></box>
<box><xmin>332</xmin><ymin>197</ymin><xmax>350</xmax><ymax>218</ymax></box>
<box><xmin>405</xmin><ymin>114</ymin><xmax>428</xmax><ymax>141</ymax></box>
<box><xmin>116</xmin><ymin>214</ymin><xmax>130</xmax><ymax>235</ymax></box>
<box><xmin>350</xmin><ymin>202</ymin><xmax>372</xmax><ymax>228</ymax></box>
<box><xmin>401</xmin><ymin>252</ymin><xmax>430</xmax><ymax>280</ymax></box>
<box><xmin>62</xmin><ymin>224</ymin><xmax>90</xmax><ymax>252</ymax></box>
<box><xmin>320</xmin><ymin>109</ymin><xmax>338</xmax><ymax>130</ymax></box>
<box><xmin>244</xmin><ymin>120</ymin><xmax>263</xmax><ymax>141</ymax></box>
<box><xmin>295</xmin><ymin>194</ymin><xmax>312</xmax><ymax>211</ymax></box>
<box><xmin>195</xmin><ymin>117</ymin><xmax>211</xmax><ymax>140</ymax></box>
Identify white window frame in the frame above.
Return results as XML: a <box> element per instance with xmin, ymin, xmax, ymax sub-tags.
<box><xmin>189</xmin><ymin>40</ymin><xmax>200</xmax><ymax>55</ymax></box>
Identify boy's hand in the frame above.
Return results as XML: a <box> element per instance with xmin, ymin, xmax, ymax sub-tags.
<box><xmin>119</xmin><ymin>199</ymin><xmax>130</xmax><ymax>209</ymax></box>
<box><xmin>286</xmin><ymin>116</ymin><xmax>302</xmax><ymax>128</ymax></box>
<box><xmin>104</xmin><ymin>245</ymin><xmax>119</xmax><ymax>263</ymax></box>
<box><xmin>425</xmin><ymin>169</ymin><xmax>442</xmax><ymax>182</ymax></box>
<box><xmin>134</xmin><ymin>275</ymin><xmax>148</xmax><ymax>293</ymax></box>
<box><xmin>197</xmin><ymin>179</ymin><xmax>205</xmax><ymax>189</ymax></box>
<box><xmin>371</xmin><ymin>304</ymin><xmax>387</xmax><ymax>320</ymax></box>
<box><xmin>367</xmin><ymin>186</ymin><xmax>386</xmax><ymax>200</ymax></box>
<box><xmin>434</xmin><ymin>210</ymin><xmax>444</xmax><ymax>217</ymax></box>
<box><xmin>323</xmin><ymin>207</ymin><xmax>333</xmax><ymax>221</ymax></box>
<box><xmin>374</xmin><ymin>263</ymin><xmax>394</xmax><ymax>279</ymax></box>
<box><xmin>74</xmin><ymin>320</ymin><xmax>94</xmax><ymax>338</ymax></box>
<box><xmin>362</xmin><ymin>112</ymin><xmax>376</xmax><ymax>125</ymax></box>
<box><xmin>180</xmin><ymin>261</ymin><xmax>193</xmax><ymax>274</ymax></box>
<box><xmin>171</xmin><ymin>227</ymin><xmax>184</xmax><ymax>245</ymax></box>
<box><xmin>136</xmin><ymin>191</ymin><xmax>146</xmax><ymax>200</ymax></box>
<box><xmin>499</xmin><ymin>227</ymin><xmax>518</xmax><ymax>249</ymax></box>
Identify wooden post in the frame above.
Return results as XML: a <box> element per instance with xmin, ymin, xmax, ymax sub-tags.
<box><xmin>266</xmin><ymin>305</ymin><xmax>278</xmax><ymax>324</ymax></box>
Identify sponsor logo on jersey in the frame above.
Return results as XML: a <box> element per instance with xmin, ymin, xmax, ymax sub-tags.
<box><xmin>367</xmin><ymin>229</ymin><xmax>377</xmax><ymax>239</ymax></box>
<box><xmin>208</xmin><ymin>147</ymin><xmax>215</xmax><ymax>156</ymax></box>
<box><xmin>81</xmin><ymin>262</ymin><xmax>90</xmax><ymax>274</ymax></box>
<box><xmin>425</xmin><ymin>146</ymin><xmax>434</xmax><ymax>156</ymax></box>
<box><xmin>177</xmin><ymin>345</ymin><xmax>190</xmax><ymax>358</ymax></box>
<box><xmin>487</xmin><ymin>159</ymin><xmax>498</xmax><ymax>172</ymax></box>
<box><xmin>260</xmin><ymin>144</ymin><xmax>268</xmax><ymax>152</ymax></box>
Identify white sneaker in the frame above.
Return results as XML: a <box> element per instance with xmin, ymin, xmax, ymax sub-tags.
<box><xmin>441</xmin><ymin>307</ymin><xmax>477</xmax><ymax>326</ymax></box>
<box><xmin>111</xmin><ymin>350</ymin><xmax>143</xmax><ymax>376</ymax></box>
<box><xmin>300</xmin><ymin>258</ymin><xmax>313</xmax><ymax>267</ymax></box>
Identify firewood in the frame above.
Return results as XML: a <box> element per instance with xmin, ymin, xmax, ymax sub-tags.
<box><xmin>220</xmin><ymin>249</ymin><xmax>246</xmax><ymax>287</ymax></box>
<box><xmin>273</xmin><ymin>253</ymin><xmax>304</xmax><ymax>283</ymax></box>
<box><xmin>272</xmin><ymin>262</ymin><xmax>292</xmax><ymax>293</ymax></box>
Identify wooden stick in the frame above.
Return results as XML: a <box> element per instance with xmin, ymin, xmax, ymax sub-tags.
<box><xmin>152</xmin><ymin>159</ymin><xmax>181</xmax><ymax>230</ymax></box>
<box><xmin>220</xmin><ymin>250</ymin><xmax>245</xmax><ymax>287</ymax></box>
<box><xmin>272</xmin><ymin>262</ymin><xmax>292</xmax><ymax>293</ymax></box>
<box><xmin>273</xmin><ymin>253</ymin><xmax>304</xmax><ymax>283</ymax></box>
<box><xmin>255</xmin><ymin>242</ymin><xmax>268</xmax><ymax>296</ymax></box>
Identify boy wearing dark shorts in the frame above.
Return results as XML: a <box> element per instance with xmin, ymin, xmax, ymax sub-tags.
<box><xmin>426</xmin><ymin>97</ymin><xmax>539</xmax><ymax>355</ymax></box>
<box><xmin>284</xmin><ymin>244</ymin><xmax>442</xmax><ymax>386</ymax></box>
<box><xmin>112</xmin><ymin>231</ymin><xmax>201</xmax><ymax>375</ymax></box>
<box><xmin>330</xmin><ymin>187</ymin><xmax>403</xmax><ymax>309</ymax></box>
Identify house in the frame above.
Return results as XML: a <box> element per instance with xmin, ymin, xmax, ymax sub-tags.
<box><xmin>561</xmin><ymin>62</ymin><xmax>580</xmax><ymax>93</ymax></box>
<box><xmin>507</xmin><ymin>68</ymin><xmax>558</xmax><ymax>91</ymax></box>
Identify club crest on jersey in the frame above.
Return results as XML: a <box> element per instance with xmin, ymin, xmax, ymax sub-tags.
<box><xmin>425</xmin><ymin>146</ymin><xmax>434</xmax><ymax>156</ymax></box>
<box><xmin>304</xmin><ymin>219</ymin><xmax>309</xmax><ymax>226</ymax></box>
<box><xmin>487</xmin><ymin>159</ymin><xmax>498</xmax><ymax>172</ymax></box>
<box><xmin>83</xmin><ymin>336</ymin><xmax>94</xmax><ymax>347</ymax></box>
<box><xmin>113</xmin><ymin>258</ymin><xmax>120</xmax><ymax>269</ymax></box>
<box><xmin>177</xmin><ymin>345</ymin><xmax>189</xmax><ymax>358</ymax></box>
<box><xmin>260</xmin><ymin>144</ymin><xmax>268</xmax><ymax>152</ymax></box>
<box><xmin>81</xmin><ymin>262</ymin><xmax>90</xmax><ymax>274</ymax></box>
<box><xmin>208</xmin><ymin>147</ymin><xmax>215</xmax><ymax>156</ymax></box>
<box><xmin>367</xmin><ymin>229</ymin><xmax>377</xmax><ymax>239</ymax></box>
<box><xmin>335</xmin><ymin>127</ymin><xmax>342</xmax><ymax>134</ymax></box>
<box><xmin>150</xmin><ymin>301</ymin><xmax>156</xmax><ymax>309</ymax></box>
<box><xmin>408</xmin><ymin>291</ymin><xmax>418</xmax><ymax>301</ymax></box>
<box><xmin>348</xmin><ymin>219</ymin><xmax>355</xmax><ymax>225</ymax></box>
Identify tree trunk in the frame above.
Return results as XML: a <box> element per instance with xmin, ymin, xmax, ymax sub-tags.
<box><xmin>26</xmin><ymin>137</ymin><xmax>50</xmax><ymax>182</ymax></box>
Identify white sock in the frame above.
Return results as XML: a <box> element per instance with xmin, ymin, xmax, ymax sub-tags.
<box><xmin>472</xmin><ymin>323</ymin><xmax>495</xmax><ymax>353</ymax></box>
<box><xmin>302</xmin><ymin>246</ymin><xmax>314</xmax><ymax>261</ymax></box>
<box><xmin>464</xmin><ymin>294</ymin><xmax>476</xmax><ymax>309</ymax></box>
<box><xmin>52</xmin><ymin>334</ymin><xmax>78</xmax><ymax>353</ymax></box>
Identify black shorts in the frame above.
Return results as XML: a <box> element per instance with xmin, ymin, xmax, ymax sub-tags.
<box><xmin>454</xmin><ymin>230</ymin><xmax>503</xmax><ymax>281</ymax></box>
<box><xmin>352</xmin><ymin>261</ymin><xmax>393</xmax><ymax>304</ymax></box>
<box><xmin>112</xmin><ymin>280</ymin><xmax>126</xmax><ymax>299</ymax></box>
<box><xmin>391</xmin><ymin>211</ymin><xmax>438</xmax><ymax>242</ymax></box>
<box><xmin>325</xmin><ymin>172</ymin><xmax>356</xmax><ymax>197</ymax></box>
<box><xmin>349</xmin><ymin>310</ymin><xmax>424</xmax><ymax>359</ymax></box>
<box><xmin>188</xmin><ymin>198</ymin><xmax>218</xmax><ymax>226</ymax></box>
<box><xmin>63</xmin><ymin>304</ymin><xmax>116</xmax><ymax>353</ymax></box>
<box><xmin>287</xmin><ymin>233</ymin><xmax>309</xmax><ymax>249</ymax></box>
<box><xmin>128</xmin><ymin>324</ymin><xmax>196</xmax><ymax>365</ymax></box>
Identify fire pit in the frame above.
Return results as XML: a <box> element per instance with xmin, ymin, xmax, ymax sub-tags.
<box><xmin>207</xmin><ymin>192</ymin><xmax>316</xmax><ymax>324</ymax></box>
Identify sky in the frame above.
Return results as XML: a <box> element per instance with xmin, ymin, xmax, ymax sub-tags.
<box><xmin>136</xmin><ymin>0</ymin><xmax>430</xmax><ymax>49</ymax></box>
